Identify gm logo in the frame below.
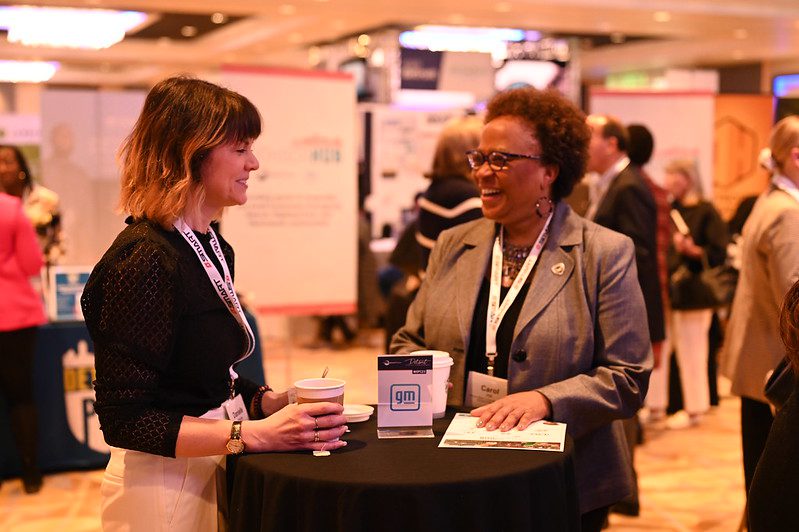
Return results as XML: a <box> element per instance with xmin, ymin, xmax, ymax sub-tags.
<box><xmin>390</xmin><ymin>384</ymin><xmax>421</xmax><ymax>411</ymax></box>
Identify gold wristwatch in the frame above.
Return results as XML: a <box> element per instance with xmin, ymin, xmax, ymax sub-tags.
<box><xmin>226</xmin><ymin>420</ymin><xmax>245</xmax><ymax>454</ymax></box>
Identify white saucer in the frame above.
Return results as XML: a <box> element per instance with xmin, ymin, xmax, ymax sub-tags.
<box><xmin>343</xmin><ymin>404</ymin><xmax>374</xmax><ymax>423</ymax></box>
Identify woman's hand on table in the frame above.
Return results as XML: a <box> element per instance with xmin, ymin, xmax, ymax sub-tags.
<box><xmin>471</xmin><ymin>391</ymin><xmax>552</xmax><ymax>432</ymax></box>
<box><xmin>243</xmin><ymin>402</ymin><xmax>348</xmax><ymax>452</ymax></box>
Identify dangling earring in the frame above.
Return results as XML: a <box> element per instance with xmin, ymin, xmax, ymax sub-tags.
<box><xmin>535</xmin><ymin>196</ymin><xmax>553</xmax><ymax>218</ymax></box>
<box><xmin>18</xmin><ymin>171</ymin><xmax>26</xmax><ymax>181</ymax></box>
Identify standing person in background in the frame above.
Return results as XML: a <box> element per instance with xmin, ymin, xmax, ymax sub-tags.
<box><xmin>0</xmin><ymin>145</ymin><xmax>64</xmax><ymax>266</ymax></box>
<box><xmin>384</xmin><ymin>115</ymin><xmax>483</xmax><ymax>350</ymax></box>
<box><xmin>585</xmin><ymin>115</ymin><xmax>665</xmax><ymax>359</ymax></box>
<box><xmin>660</xmin><ymin>159</ymin><xmax>728</xmax><ymax>429</ymax></box>
<box><xmin>0</xmin><ymin>191</ymin><xmax>47</xmax><ymax>494</ymax></box>
<box><xmin>415</xmin><ymin>115</ymin><xmax>485</xmax><ymax>268</ymax></box>
<box><xmin>627</xmin><ymin>124</ymin><xmax>670</xmax><ymax>371</ymax></box>
<box><xmin>585</xmin><ymin>115</ymin><xmax>664</xmax><ymax>517</ymax></box>
<box><xmin>721</xmin><ymin>115</ymin><xmax>799</xmax><ymax>505</ymax></box>
<box><xmin>81</xmin><ymin>77</ymin><xmax>347</xmax><ymax>531</ymax></box>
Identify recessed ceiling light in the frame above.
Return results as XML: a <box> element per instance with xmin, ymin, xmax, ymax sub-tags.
<box><xmin>278</xmin><ymin>4</ymin><xmax>297</xmax><ymax>16</ymax></box>
<box><xmin>308</xmin><ymin>46</ymin><xmax>321</xmax><ymax>66</ymax></box>
<box><xmin>357</xmin><ymin>34</ymin><xmax>370</xmax><ymax>46</ymax></box>
<box><xmin>653</xmin><ymin>11</ymin><xmax>671</xmax><ymax>22</ymax></box>
<box><xmin>495</xmin><ymin>2</ymin><xmax>512</xmax><ymax>12</ymax></box>
<box><xmin>0</xmin><ymin>60</ymin><xmax>58</xmax><ymax>82</ymax></box>
<box><xmin>181</xmin><ymin>25</ymin><xmax>198</xmax><ymax>38</ymax></box>
<box><xmin>211</xmin><ymin>12</ymin><xmax>227</xmax><ymax>24</ymax></box>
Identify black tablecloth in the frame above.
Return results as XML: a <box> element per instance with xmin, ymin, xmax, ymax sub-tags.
<box><xmin>227</xmin><ymin>409</ymin><xmax>579</xmax><ymax>532</ymax></box>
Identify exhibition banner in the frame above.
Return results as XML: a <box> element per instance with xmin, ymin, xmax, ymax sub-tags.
<box><xmin>590</xmin><ymin>89</ymin><xmax>715</xmax><ymax>197</ymax></box>
<box><xmin>222</xmin><ymin>67</ymin><xmax>358</xmax><ymax>315</ymax></box>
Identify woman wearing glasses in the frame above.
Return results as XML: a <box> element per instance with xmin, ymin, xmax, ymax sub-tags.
<box><xmin>391</xmin><ymin>88</ymin><xmax>651</xmax><ymax>531</ymax></box>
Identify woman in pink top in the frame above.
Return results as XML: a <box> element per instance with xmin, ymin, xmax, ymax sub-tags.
<box><xmin>0</xmin><ymin>188</ymin><xmax>47</xmax><ymax>494</ymax></box>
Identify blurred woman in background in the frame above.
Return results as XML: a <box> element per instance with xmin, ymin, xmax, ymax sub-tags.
<box><xmin>0</xmin><ymin>189</ymin><xmax>47</xmax><ymax>493</ymax></box>
<box><xmin>648</xmin><ymin>159</ymin><xmax>727</xmax><ymax>429</ymax></box>
<box><xmin>0</xmin><ymin>145</ymin><xmax>64</xmax><ymax>265</ymax></box>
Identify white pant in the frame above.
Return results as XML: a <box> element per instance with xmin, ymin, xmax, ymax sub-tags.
<box><xmin>646</xmin><ymin>309</ymin><xmax>713</xmax><ymax>415</ymax></box>
<box><xmin>100</xmin><ymin>407</ymin><xmax>227</xmax><ymax>532</ymax></box>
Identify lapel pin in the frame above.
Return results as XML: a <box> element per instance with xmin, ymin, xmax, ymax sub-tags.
<box><xmin>551</xmin><ymin>262</ymin><xmax>565</xmax><ymax>275</ymax></box>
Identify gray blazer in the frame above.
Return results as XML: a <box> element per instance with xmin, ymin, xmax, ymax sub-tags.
<box><xmin>391</xmin><ymin>202</ymin><xmax>652</xmax><ymax>513</ymax></box>
<box><xmin>721</xmin><ymin>185</ymin><xmax>799</xmax><ymax>402</ymax></box>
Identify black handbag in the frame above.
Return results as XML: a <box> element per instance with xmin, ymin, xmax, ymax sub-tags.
<box><xmin>669</xmin><ymin>253</ymin><xmax>737</xmax><ymax>310</ymax></box>
<box><xmin>765</xmin><ymin>357</ymin><xmax>795</xmax><ymax>411</ymax></box>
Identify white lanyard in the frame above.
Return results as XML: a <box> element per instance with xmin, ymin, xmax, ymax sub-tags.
<box><xmin>174</xmin><ymin>219</ymin><xmax>255</xmax><ymax>397</ymax></box>
<box><xmin>485</xmin><ymin>212</ymin><xmax>553</xmax><ymax>376</ymax></box>
<box><xmin>772</xmin><ymin>175</ymin><xmax>799</xmax><ymax>205</ymax></box>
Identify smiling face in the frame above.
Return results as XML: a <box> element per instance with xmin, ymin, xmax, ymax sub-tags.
<box><xmin>0</xmin><ymin>146</ymin><xmax>24</xmax><ymax>196</ymax></box>
<box><xmin>199</xmin><ymin>139</ymin><xmax>259</xmax><ymax>218</ymax></box>
<box><xmin>473</xmin><ymin>115</ymin><xmax>556</xmax><ymax>233</ymax></box>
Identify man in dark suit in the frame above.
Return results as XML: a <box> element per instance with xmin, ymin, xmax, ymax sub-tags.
<box><xmin>585</xmin><ymin>114</ymin><xmax>665</xmax><ymax>517</ymax></box>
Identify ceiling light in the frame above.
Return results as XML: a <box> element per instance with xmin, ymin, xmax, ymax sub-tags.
<box><xmin>0</xmin><ymin>60</ymin><xmax>59</xmax><ymax>83</ymax></box>
<box><xmin>358</xmin><ymin>34</ymin><xmax>371</xmax><ymax>46</ymax></box>
<box><xmin>0</xmin><ymin>6</ymin><xmax>147</xmax><ymax>50</ymax></box>
<box><xmin>211</xmin><ymin>13</ymin><xmax>227</xmax><ymax>24</ymax></box>
<box><xmin>401</xmin><ymin>26</ymin><xmax>525</xmax><ymax>53</ymax></box>
<box><xmin>653</xmin><ymin>11</ymin><xmax>671</xmax><ymax>23</ymax></box>
<box><xmin>308</xmin><ymin>46</ymin><xmax>322</xmax><ymax>66</ymax></box>
<box><xmin>370</xmin><ymin>48</ymin><xmax>385</xmax><ymax>67</ymax></box>
<box><xmin>181</xmin><ymin>25</ymin><xmax>198</xmax><ymax>38</ymax></box>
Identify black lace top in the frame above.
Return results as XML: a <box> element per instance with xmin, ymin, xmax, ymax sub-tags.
<box><xmin>81</xmin><ymin>219</ymin><xmax>260</xmax><ymax>457</ymax></box>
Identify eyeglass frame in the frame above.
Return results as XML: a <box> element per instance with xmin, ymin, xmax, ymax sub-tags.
<box><xmin>465</xmin><ymin>150</ymin><xmax>544</xmax><ymax>171</ymax></box>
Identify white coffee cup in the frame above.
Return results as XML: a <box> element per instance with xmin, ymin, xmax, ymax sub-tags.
<box><xmin>411</xmin><ymin>350</ymin><xmax>454</xmax><ymax>419</ymax></box>
<box><xmin>293</xmin><ymin>378</ymin><xmax>346</xmax><ymax>405</ymax></box>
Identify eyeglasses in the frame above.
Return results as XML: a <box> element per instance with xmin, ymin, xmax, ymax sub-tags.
<box><xmin>465</xmin><ymin>150</ymin><xmax>543</xmax><ymax>171</ymax></box>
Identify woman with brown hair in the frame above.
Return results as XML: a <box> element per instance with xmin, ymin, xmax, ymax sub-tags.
<box><xmin>81</xmin><ymin>77</ymin><xmax>347</xmax><ymax>531</ymax></box>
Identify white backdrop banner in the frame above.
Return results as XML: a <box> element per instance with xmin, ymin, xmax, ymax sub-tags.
<box><xmin>367</xmin><ymin>107</ymin><xmax>460</xmax><ymax>237</ymax></box>
<box><xmin>589</xmin><ymin>89</ymin><xmax>715</xmax><ymax>197</ymax></box>
<box><xmin>222</xmin><ymin>67</ymin><xmax>358</xmax><ymax>315</ymax></box>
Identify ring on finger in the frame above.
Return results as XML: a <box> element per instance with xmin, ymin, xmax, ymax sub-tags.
<box><xmin>313</xmin><ymin>430</ymin><xmax>320</xmax><ymax>443</ymax></box>
<box><xmin>314</xmin><ymin>417</ymin><xmax>319</xmax><ymax>430</ymax></box>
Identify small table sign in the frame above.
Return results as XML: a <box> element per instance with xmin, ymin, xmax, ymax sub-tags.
<box><xmin>377</xmin><ymin>354</ymin><xmax>433</xmax><ymax>439</ymax></box>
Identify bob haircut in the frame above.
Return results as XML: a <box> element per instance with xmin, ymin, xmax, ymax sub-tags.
<box><xmin>484</xmin><ymin>88</ymin><xmax>590</xmax><ymax>203</ymax></box>
<box><xmin>426</xmin><ymin>115</ymin><xmax>482</xmax><ymax>181</ymax></box>
<box><xmin>664</xmin><ymin>158</ymin><xmax>704</xmax><ymax>198</ymax></box>
<box><xmin>119</xmin><ymin>76</ymin><xmax>261</xmax><ymax>228</ymax></box>
<box><xmin>770</xmin><ymin>115</ymin><xmax>799</xmax><ymax>175</ymax></box>
<box><xmin>0</xmin><ymin>144</ymin><xmax>34</xmax><ymax>192</ymax></box>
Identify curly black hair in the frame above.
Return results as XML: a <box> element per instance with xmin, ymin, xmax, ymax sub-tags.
<box><xmin>484</xmin><ymin>88</ymin><xmax>590</xmax><ymax>202</ymax></box>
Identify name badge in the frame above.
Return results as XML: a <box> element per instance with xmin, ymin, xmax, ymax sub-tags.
<box><xmin>465</xmin><ymin>371</ymin><xmax>508</xmax><ymax>408</ymax></box>
<box><xmin>223</xmin><ymin>394</ymin><xmax>249</xmax><ymax>421</ymax></box>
